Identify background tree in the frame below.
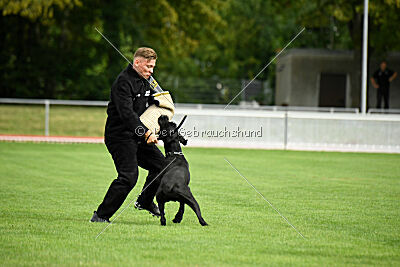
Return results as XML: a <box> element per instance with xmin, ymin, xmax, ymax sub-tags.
<box><xmin>1</xmin><ymin>0</ymin><xmax>400</xmax><ymax>104</ymax></box>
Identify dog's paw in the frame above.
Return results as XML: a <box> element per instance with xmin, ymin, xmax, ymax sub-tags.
<box><xmin>172</xmin><ymin>217</ymin><xmax>182</xmax><ymax>223</ymax></box>
<box><xmin>200</xmin><ymin>221</ymin><xmax>208</xmax><ymax>226</ymax></box>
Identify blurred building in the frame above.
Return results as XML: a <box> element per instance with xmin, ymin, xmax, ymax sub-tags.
<box><xmin>275</xmin><ymin>49</ymin><xmax>400</xmax><ymax>109</ymax></box>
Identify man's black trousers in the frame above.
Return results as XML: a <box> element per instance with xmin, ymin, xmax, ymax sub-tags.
<box><xmin>377</xmin><ymin>87</ymin><xmax>389</xmax><ymax>109</ymax></box>
<box><xmin>96</xmin><ymin>139</ymin><xmax>166</xmax><ymax>220</ymax></box>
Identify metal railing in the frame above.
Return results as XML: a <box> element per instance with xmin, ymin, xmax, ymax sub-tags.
<box><xmin>0</xmin><ymin>98</ymin><xmax>108</xmax><ymax>136</ymax></box>
<box><xmin>1</xmin><ymin>97</ymin><xmax>397</xmax><ymax>136</ymax></box>
<box><xmin>1</xmin><ymin>98</ymin><xmax>400</xmax><ymax>153</ymax></box>
<box><xmin>176</xmin><ymin>103</ymin><xmax>360</xmax><ymax>113</ymax></box>
<box><xmin>368</xmin><ymin>108</ymin><xmax>400</xmax><ymax>114</ymax></box>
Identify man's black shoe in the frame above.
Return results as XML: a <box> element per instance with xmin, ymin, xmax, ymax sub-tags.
<box><xmin>90</xmin><ymin>211</ymin><xmax>110</xmax><ymax>223</ymax></box>
<box><xmin>134</xmin><ymin>201</ymin><xmax>161</xmax><ymax>217</ymax></box>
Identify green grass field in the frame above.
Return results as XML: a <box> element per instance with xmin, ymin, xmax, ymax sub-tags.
<box><xmin>1</xmin><ymin>143</ymin><xmax>399</xmax><ymax>266</ymax></box>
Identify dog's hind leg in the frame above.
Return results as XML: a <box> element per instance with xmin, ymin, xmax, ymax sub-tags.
<box><xmin>172</xmin><ymin>202</ymin><xmax>185</xmax><ymax>223</ymax></box>
<box><xmin>177</xmin><ymin>188</ymin><xmax>208</xmax><ymax>226</ymax></box>
<box><xmin>156</xmin><ymin>194</ymin><xmax>167</xmax><ymax>226</ymax></box>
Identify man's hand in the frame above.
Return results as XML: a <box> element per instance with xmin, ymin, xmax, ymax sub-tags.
<box><xmin>389</xmin><ymin>72</ymin><xmax>397</xmax><ymax>82</ymax></box>
<box><xmin>145</xmin><ymin>130</ymin><xmax>158</xmax><ymax>144</ymax></box>
<box><xmin>370</xmin><ymin>77</ymin><xmax>379</xmax><ymax>89</ymax></box>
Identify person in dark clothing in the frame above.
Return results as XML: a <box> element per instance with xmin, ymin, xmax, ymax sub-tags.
<box><xmin>371</xmin><ymin>60</ymin><xmax>397</xmax><ymax>109</ymax></box>
<box><xmin>90</xmin><ymin>47</ymin><xmax>167</xmax><ymax>223</ymax></box>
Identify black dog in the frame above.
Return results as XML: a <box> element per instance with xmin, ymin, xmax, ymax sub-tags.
<box><xmin>156</xmin><ymin>115</ymin><xmax>208</xmax><ymax>226</ymax></box>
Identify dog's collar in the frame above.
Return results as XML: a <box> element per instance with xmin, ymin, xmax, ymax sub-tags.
<box><xmin>166</xmin><ymin>151</ymin><xmax>184</xmax><ymax>157</ymax></box>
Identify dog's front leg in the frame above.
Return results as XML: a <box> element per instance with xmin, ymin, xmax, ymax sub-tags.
<box><xmin>159</xmin><ymin>204</ymin><xmax>166</xmax><ymax>226</ymax></box>
<box><xmin>172</xmin><ymin>202</ymin><xmax>185</xmax><ymax>223</ymax></box>
<box><xmin>157</xmin><ymin>199</ymin><xmax>167</xmax><ymax>226</ymax></box>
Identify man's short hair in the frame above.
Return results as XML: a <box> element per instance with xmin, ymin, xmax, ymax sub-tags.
<box><xmin>133</xmin><ymin>47</ymin><xmax>157</xmax><ymax>60</ymax></box>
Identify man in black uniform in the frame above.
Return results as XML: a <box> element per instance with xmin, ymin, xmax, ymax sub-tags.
<box><xmin>371</xmin><ymin>60</ymin><xmax>397</xmax><ymax>109</ymax></box>
<box><xmin>90</xmin><ymin>47</ymin><xmax>166</xmax><ymax>223</ymax></box>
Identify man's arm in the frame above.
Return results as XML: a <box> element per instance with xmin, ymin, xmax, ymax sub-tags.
<box><xmin>370</xmin><ymin>77</ymin><xmax>379</xmax><ymax>89</ymax></box>
<box><xmin>389</xmin><ymin>72</ymin><xmax>397</xmax><ymax>82</ymax></box>
<box><xmin>112</xmin><ymin>80</ymin><xmax>148</xmax><ymax>138</ymax></box>
<box><xmin>112</xmin><ymin>80</ymin><xmax>157</xmax><ymax>144</ymax></box>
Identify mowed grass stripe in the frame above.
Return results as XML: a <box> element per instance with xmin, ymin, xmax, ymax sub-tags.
<box><xmin>0</xmin><ymin>142</ymin><xmax>399</xmax><ymax>266</ymax></box>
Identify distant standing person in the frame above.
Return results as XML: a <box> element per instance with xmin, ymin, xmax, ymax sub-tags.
<box><xmin>371</xmin><ymin>60</ymin><xmax>397</xmax><ymax>109</ymax></box>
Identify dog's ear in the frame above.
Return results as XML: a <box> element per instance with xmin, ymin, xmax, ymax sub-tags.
<box><xmin>158</xmin><ymin>115</ymin><xmax>169</xmax><ymax>128</ymax></box>
<box><xmin>178</xmin><ymin>134</ymin><xmax>188</xmax><ymax>146</ymax></box>
<box><xmin>174</xmin><ymin>115</ymin><xmax>187</xmax><ymax>133</ymax></box>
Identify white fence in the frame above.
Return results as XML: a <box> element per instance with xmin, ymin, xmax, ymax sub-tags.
<box><xmin>173</xmin><ymin>109</ymin><xmax>400</xmax><ymax>153</ymax></box>
<box><xmin>1</xmin><ymin>98</ymin><xmax>400</xmax><ymax>153</ymax></box>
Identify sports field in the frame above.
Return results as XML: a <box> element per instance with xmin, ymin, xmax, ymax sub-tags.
<box><xmin>0</xmin><ymin>142</ymin><xmax>399</xmax><ymax>266</ymax></box>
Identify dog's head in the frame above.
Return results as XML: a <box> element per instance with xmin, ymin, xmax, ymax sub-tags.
<box><xmin>158</xmin><ymin>115</ymin><xmax>187</xmax><ymax>146</ymax></box>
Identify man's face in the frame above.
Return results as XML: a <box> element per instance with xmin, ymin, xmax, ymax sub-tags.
<box><xmin>380</xmin><ymin>62</ymin><xmax>387</xmax><ymax>71</ymax></box>
<box><xmin>133</xmin><ymin>57</ymin><xmax>156</xmax><ymax>79</ymax></box>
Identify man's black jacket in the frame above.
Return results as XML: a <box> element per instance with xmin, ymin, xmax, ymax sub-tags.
<box><xmin>105</xmin><ymin>64</ymin><xmax>155</xmax><ymax>141</ymax></box>
<box><xmin>373</xmin><ymin>68</ymin><xmax>395</xmax><ymax>89</ymax></box>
